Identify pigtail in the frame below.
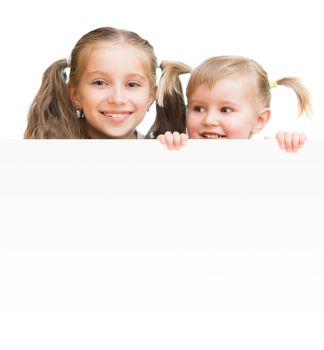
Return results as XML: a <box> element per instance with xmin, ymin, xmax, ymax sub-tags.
<box><xmin>149</xmin><ymin>60</ymin><xmax>191</xmax><ymax>138</ymax></box>
<box><xmin>25</xmin><ymin>59</ymin><xmax>86</xmax><ymax>139</ymax></box>
<box><xmin>276</xmin><ymin>77</ymin><xmax>312</xmax><ymax>117</ymax></box>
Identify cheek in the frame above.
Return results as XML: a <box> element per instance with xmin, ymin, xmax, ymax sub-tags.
<box><xmin>186</xmin><ymin>114</ymin><xmax>201</xmax><ymax>134</ymax></box>
<box><xmin>80</xmin><ymin>88</ymin><xmax>101</xmax><ymax>106</ymax></box>
<box><xmin>133</xmin><ymin>90</ymin><xmax>152</xmax><ymax>108</ymax></box>
<box><xmin>226</xmin><ymin>119</ymin><xmax>253</xmax><ymax>138</ymax></box>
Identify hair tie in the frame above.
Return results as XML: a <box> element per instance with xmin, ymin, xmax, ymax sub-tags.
<box><xmin>159</xmin><ymin>61</ymin><xmax>165</xmax><ymax>71</ymax></box>
<box><xmin>269</xmin><ymin>80</ymin><xmax>277</xmax><ymax>89</ymax></box>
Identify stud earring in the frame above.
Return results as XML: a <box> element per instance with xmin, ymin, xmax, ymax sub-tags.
<box><xmin>75</xmin><ymin>107</ymin><xmax>84</xmax><ymax>119</ymax></box>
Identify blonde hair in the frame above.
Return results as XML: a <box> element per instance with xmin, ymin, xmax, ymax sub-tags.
<box><xmin>149</xmin><ymin>60</ymin><xmax>191</xmax><ymax>138</ymax></box>
<box><xmin>188</xmin><ymin>56</ymin><xmax>311</xmax><ymax>115</ymax></box>
<box><xmin>153</xmin><ymin>56</ymin><xmax>311</xmax><ymax>136</ymax></box>
<box><xmin>25</xmin><ymin>27</ymin><xmax>157</xmax><ymax>139</ymax></box>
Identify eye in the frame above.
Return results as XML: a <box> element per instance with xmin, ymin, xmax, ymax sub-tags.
<box><xmin>127</xmin><ymin>81</ymin><xmax>140</xmax><ymax>88</ymax></box>
<box><xmin>220</xmin><ymin>107</ymin><xmax>233</xmax><ymax>113</ymax></box>
<box><xmin>193</xmin><ymin>105</ymin><xmax>206</xmax><ymax>113</ymax></box>
<box><xmin>92</xmin><ymin>79</ymin><xmax>107</xmax><ymax>86</ymax></box>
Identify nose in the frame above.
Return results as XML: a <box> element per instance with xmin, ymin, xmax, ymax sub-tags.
<box><xmin>203</xmin><ymin>111</ymin><xmax>220</xmax><ymax>126</ymax></box>
<box><xmin>107</xmin><ymin>85</ymin><xmax>126</xmax><ymax>105</ymax></box>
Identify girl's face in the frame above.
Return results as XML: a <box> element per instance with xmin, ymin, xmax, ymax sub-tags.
<box><xmin>186</xmin><ymin>76</ymin><xmax>269</xmax><ymax>139</ymax></box>
<box><xmin>70</xmin><ymin>43</ymin><xmax>156</xmax><ymax>139</ymax></box>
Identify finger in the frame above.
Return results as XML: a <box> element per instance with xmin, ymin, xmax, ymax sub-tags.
<box><xmin>172</xmin><ymin>132</ymin><xmax>181</xmax><ymax>149</ymax></box>
<box><xmin>276</xmin><ymin>131</ymin><xmax>285</xmax><ymax>149</ymax></box>
<box><xmin>164</xmin><ymin>131</ymin><xmax>175</xmax><ymax>150</ymax></box>
<box><xmin>157</xmin><ymin>135</ymin><xmax>166</xmax><ymax>144</ymax></box>
<box><xmin>292</xmin><ymin>132</ymin><xmax>300</xmax><ymax>153</ymax></box>
<box><xmin>284</xmin><ymin>132</ymin><xmax>292</xmax><ymax>152</ymax></box>
<box><xmin>180</xmin><ymin>133</ymin><xmax>188</xmax><ymax>145</ymax></box>
<box><xmin>299</xmin><ymin>133</ymin><xmax>307</xmax><ymax>148</ymax></box>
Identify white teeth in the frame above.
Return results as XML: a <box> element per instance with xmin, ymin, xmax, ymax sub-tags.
<box><xmin>202</xmin><ymin>133</ymin><xmax>226</xmax><ymax>139</ymax></box>
<box><xmin>204</xmin><ymin>134</ymin><xmax>218</xmax><ymax>139</ymax></box>
<box><xmin>104</xmin><ymin>113</ymin><xmax>129</xmax><ymax>118</ymax></box>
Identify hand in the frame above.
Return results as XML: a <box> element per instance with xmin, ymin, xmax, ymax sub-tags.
<box><xmin>157</xmin><ymin>131</ymin><xmax>188</xmax><ymax>150</ymax></box>
<box><xmin>276</xmin><ymin>131</ymin><xmax>307</xmax><ymax>153</ymax></box>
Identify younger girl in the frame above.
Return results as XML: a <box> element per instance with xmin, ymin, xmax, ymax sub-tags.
<box><xmin>155</xmin><ymin>56</ymin><xmax>311</xmax><ymax>152</ymax></box>
<box><xmin>25</xmin><ymin>27</ymin><xmax>157</xmax><ymax>139</ymax></box>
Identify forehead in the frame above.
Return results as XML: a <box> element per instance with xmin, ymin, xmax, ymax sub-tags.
<box><xmin>82</xmin><ymin>43</ymin><xmax>150</xmax><ymax>75</ymax></box>
<box><xmin>190</xmin><ymin>75</ymin><xmax>255</xmax><ymax>102</ymax></box>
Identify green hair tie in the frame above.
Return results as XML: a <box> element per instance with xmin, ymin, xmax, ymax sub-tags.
<box><xmin>269</xmin><ymin>80</ymin><xmax>278</xmax><ymax>89</ymax></box>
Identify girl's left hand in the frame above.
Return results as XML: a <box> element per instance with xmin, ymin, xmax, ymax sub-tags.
<box><xmin>275</xmin><ymin>131</ymin><xmax>307</xmax><ymax>153</ymax></box>
<box><xmin>157</xmin><ymin>131</ymin><xmax>188</xmax><ymax>150</ymax></box>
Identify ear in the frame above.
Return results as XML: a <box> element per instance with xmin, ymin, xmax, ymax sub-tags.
<box><xmin>66</xmin><ymin>83</ymin><xmax>80</xmax><ymax>107</ymax></box>
<box><xmin>251</xmin><ymin>107</ymin><xmax>271</xmax><ymax>134</ymax></box>
<box><xmin>148</xmin><ymin>84</ymin><xmax>158</xmax><ymax>107</ymax></box>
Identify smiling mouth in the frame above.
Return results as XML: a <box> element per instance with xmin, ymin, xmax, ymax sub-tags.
<box><xmin>101</xmin><ymin>112</ymin><xmax>133</xmax><ymax>124</ymax></box>
<box><xmin>201</xmin><ymin>132</ymin><xmax>227</xmax><ymax>139</ymax></box>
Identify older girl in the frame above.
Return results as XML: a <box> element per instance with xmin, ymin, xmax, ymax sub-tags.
<box><xmin>25</xmin><ymin>27</ymin><xmax>157</xmax><ymax>139</ymax></box>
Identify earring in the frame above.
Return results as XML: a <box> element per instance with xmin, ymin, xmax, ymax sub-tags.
<box><xmin>75</xmin><ymin>107</ymin><xmax>84</xmax><ymax>119</ymax></box>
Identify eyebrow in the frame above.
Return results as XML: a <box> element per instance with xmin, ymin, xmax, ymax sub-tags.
<box><xmin>86</xmin><ymin>71</ymin><xmax>146</xmax><ymax>80</ymax></box>
<box><xmin>218</xmin><ymin>99</ymin><xmax>240</xmax><ymax>107</ymax></box>
<box><xmin>189</xmin><ymin>99</ymin><xmax>240</xmax><ymax>108</ymax></box>
<box><xmin>188</xmin><ymin>99</ymin><xmax>205</xmax><ymax>105</ymax></box>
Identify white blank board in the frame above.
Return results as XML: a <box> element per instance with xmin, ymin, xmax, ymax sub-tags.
<box><xmin>1</xmin><ymin>140</ymin><xmax>323</xmax><ymax>350</ymax></box>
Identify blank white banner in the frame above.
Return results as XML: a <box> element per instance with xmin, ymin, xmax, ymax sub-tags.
<box><xmin>0</xmin><ymin>140</ymin><xmax>324</xmax><ymax>350</ymax></box>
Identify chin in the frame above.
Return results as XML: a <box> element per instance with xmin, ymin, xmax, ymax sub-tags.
<box><xmin>108</xmin><ymin>130</ymin><xmax>135</xmax><ymax>139</ymax></box>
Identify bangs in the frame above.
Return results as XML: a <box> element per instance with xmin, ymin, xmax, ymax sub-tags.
<box><xmin>186</xmin><ymin>56</ymin><xmax>270</xmax><ymax>106</ymax></box>
<box><xmin>71</xmin><ymin>40</ymin><xmax>156</xmax><ymax>88</ymax></box>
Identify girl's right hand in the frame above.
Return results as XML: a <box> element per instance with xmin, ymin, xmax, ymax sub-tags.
<box><xmin>157</xmin><ymin>131</ymin><xmax>188</xmax><ymax>150</ymax></box>
<box><xmin>276</xmin><ymin>131</ymin><xmax>307</xmax><ymax>153</ymax></box>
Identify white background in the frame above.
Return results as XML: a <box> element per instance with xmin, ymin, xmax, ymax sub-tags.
<box><xmin>0</xmin><ymin>1</ymin><xmax>324</xmax><ymax>349</ymax></box>
<box><xmin>0</xmin><ymin>0</ymin><xmax>323</xmax><ymax>139</ymax></box>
